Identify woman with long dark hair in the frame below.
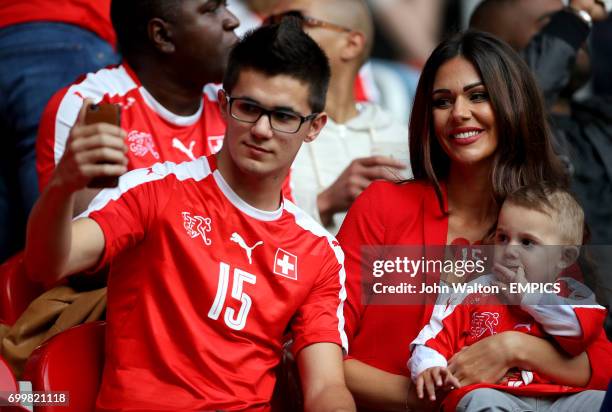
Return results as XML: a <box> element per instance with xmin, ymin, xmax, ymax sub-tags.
<box><xmin>337</xmin><ymin>30</ymin><xmax>610</xmax><ymax>410</ymax></box>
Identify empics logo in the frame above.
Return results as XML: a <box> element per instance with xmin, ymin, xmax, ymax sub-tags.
<box><xmin>273</xmin><ymin>248</ymin><xmax>298</xmax><ymax>280</ymax></box>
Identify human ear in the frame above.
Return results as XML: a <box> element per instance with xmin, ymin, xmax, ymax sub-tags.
<box><xmin>304</xmin><ymin>113</ymin><xmax>328</xmax><ymax>143</ymax></box>
<box><xmin>340</xmin><ymin>31</ymin><xmax>366</xmax><ymax>62</ymax></box>
<box><xmin>218</xmin><ymin>89</ymin><xmax>229</xmax><ymax>122</ymax></box>
<box><xmin>558</xmin><ymin>246</ymin><xmax>580</xmax><ymax>269</ymax></box>
<box><xmin>148</xmin><ymin>18</ymin><xmax>175</xmax><ymax>53</ymax></box>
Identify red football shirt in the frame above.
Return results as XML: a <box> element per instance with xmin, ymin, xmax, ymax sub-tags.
<box><xmin>36</xmin><ymin>63</ymin><xmax>227</xmax><ymax>191</ymax></box>
<box><xmin>81</xmin><ymin>155</ymin><xmax>348</xmax><ymax>411</ymax></box>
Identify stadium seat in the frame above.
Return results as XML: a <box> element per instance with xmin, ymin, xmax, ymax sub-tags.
<box><xmin>21</xmin><ymin>322</ymin><xmax>301</xmax><ymax>411</ymax></box>
<box><xmin>0</xmin><ymin>355</ymin><xmax>30</xmax><ymax>411</ymax></box>
<box><xmin>22</xmin><ymin>321</ymin><xmax>105</xmax><ymax>412</ymax></box>
<box><xmin>0</xmin><ymin>252</ymin><xmax>45</xmax><ymax>325</ymax></box>
<box><xmin>0</xmin><ymin>355</ymin><xmax>18</xmax><ymax>393</ymax></box>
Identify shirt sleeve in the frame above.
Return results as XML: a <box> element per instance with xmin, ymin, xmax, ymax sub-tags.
<box><xmin>36</xmin><ymin>86</ymin><xmax>76</xmax><ymax>191</ymax></box>
<box><xmin>408</xmin><ymin>345</ymin><xmax>448</xmax><ymax>382</ymax></box>
<box><xmin>520</xmin><ymin>279</ymin><xmax>607</xmax><ymax>356</ymax></box>
<box><xmin>291</xmin><ymin>239</ymin><xmax>348</xmax><ymax>356</ymax></box>
<box><xmin>410</xmin><ymin>302</ymin><xmax>465</xmax><ymax>360</ymax></box>
<box><xmin>78</xmin><ymin>166</ymin><xmax>170</xmax><ymax>271</ymax></box>
<box><xmin>336</xmin><ymin>183</ymin><xmax>387</xmax><ymax>344</ymax></box>
<box><xmin>585</xmin><ymin>329</ymin><xmax>612</xmax><ymax>390</ymax></box>
<box><xmin>522</xmin><ymin>10</ymin><xmax>590</xmax><ymax>108</ymax></box>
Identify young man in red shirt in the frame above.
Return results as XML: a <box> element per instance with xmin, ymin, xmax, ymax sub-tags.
<box><xmin>25</xmin><ymin>16</ymin><xmax>354</xmax><ymax>412</ymax></box>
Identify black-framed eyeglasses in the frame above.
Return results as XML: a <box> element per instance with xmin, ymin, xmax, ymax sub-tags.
<box><xmin>225</xmin><ymin>94</ymin><xmax>318</xmax><ymax>134</ymax></box>
<box><xmin>264</xmin><ymin>10</ymin><xmax>352</xmax><ymax>33</ymax></box>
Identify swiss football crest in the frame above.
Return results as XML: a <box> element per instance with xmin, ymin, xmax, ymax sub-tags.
<box><xmin>182</xmin><ymin>212</ymin><xmax>212</xmax><ymax>245</ymax></box>
<box><xmin>273</xmin><ymin>248</ymin><xmax>298</xmax><ymax>280</ymax></box>
<box><xmin>470</xmin><ymin>311</ymin><xmax>499</xmax><ymax>338</ymax></box>
<box><xmin>128</xmin><ymin>130</ymin><xmax>160</xmax><ymax>159</ymax></box>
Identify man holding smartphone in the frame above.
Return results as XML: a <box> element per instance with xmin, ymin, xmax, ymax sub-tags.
<box><xmin>25</xmin><ymin>17</ymin><xmax>355</xmax><ymax>412</ymax></box>
<box><xmin>0</xmin><ymin>0</ymin><xmax>246</xmax><ymax>378</ymax></box>
<box><xmin>36</xmin><ymin>0</ymin><xmax>241</xmax><ymax>214</ymax></box>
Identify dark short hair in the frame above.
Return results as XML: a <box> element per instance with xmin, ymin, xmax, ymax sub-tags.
<box><xmin>110</xmin><ymin>0</ymin><xmax>181</xmax><ymax>57</ymax></box>
<box><xmin>409</xmin><ymin>30</ymin><xmax>568</xmax><ymax>212</ymax></box>
<box><xmin>223</xmin><ymin>16</ymin><xmax>331</xmax><ymax>113</ymax></box>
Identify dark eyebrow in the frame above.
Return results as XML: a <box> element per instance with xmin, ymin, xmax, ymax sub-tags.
<box><xmin>432</xmin><ymin>82</ymin><xmax>484</xmax><ymax>95</ymax></box>
<box><xmin>432</xmin><ymin>88</ymin><xmax>450</xmax><ymax>95</ymax></box>
<box><xmin>231</xmin><ymin>96</ymin><xmax>300</xmax><ymax>114</ymax></box>
<box><xmin>272</xmin><ymin>106</ymin><xmax>300</xmax><ymax>114</ymax></box>
<box><xmin>463</xmin><ymin>82</ymin><xmax>484</xmax><ymax>91</ymax></box>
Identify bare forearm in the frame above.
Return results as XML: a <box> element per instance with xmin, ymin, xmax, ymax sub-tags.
<box><xmin>344</xmin><ymin>359</ymin><xmax>429</xmax><ymax>411</ymax></box>
<box><xmin>510</xmin><ymin>333</ymin><xmax>591</xmax><ymax>386</ymax></box>
<box><xmin>25</xmin><ymin>179</ymin><xmax>77</xmax><ymax>283</ymax></box>
<box><xmin>304</xmin><ymin>383</ymin><xmax>355</xmax><ymax>412</ymax></box>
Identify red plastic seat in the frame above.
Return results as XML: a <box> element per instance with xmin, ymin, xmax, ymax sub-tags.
<box><xmin>0</xmin><ymin>355</ymin><xmax>18</xmax><ymax>393</ymax></box>
<box><xmin>0</xmin><ymin>356</ymin><xmax>30</xmax><ymax>411</ymax></box>
<box><xmin>0</xmin><ymin>252</ymin><xmax>45</xmax><ymax>325</ymax></box>
<box><xmin>22</xmin><ymin>321</ymin><xmax>105</xmax><ymax>412</ymax></box>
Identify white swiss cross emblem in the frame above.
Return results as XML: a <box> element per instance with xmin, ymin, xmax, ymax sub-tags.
<box><xmin>274</xmin><ymin>248</ymin><xmax>298</xmax><ymax>280</ymax></box>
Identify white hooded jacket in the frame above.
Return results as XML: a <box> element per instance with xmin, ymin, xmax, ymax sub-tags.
<box><xmin>290</xmin><ymin>102</ymin><xmax>412</xmax><ymax>234</ymax></box>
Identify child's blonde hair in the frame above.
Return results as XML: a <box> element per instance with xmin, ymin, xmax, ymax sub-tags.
<box><xmin>505</xmin><ymin>182</ymin><xmax>584</xmax><ymax>245</ymax></box>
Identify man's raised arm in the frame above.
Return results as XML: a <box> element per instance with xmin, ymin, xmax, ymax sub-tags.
<box><xmin>25</xmin><ymin>100</ymin><xmax>127</xmax><ymax>284</ymax></box>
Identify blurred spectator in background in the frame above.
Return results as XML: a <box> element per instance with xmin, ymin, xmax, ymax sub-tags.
<box><xmin>0</xmin><ymin>0</ymin><xmax>120</xmax><ymax>262</ymax></box>
<box><xmin>592</xmin><ymin>14</ymin><xmax>612</xmax><ymax>95</ymax></box>
<box><xmin>365</xmin><ymin>0</ymin><xmax>444</xmax><ymax>123</ymax></box>
<box><xmin>270</xmin><ymin>0</ymin><xmax>411</xmax><ymax>235</ymax></box>
<box><xmin>229</xmin><ymin>0</ymin><xmax>381</xmax><ymax>103</ymax></box>
<box><xmin>470</xmin><ymin>0</ymin><xmax>612</xmax><ymax>336</ymax></box>
<box><xmin>228</xmin><ymin>0</ymin><xmax>279</xmax><ymax>37</ymax></box>
<box><xmin>367</xmin><ymin>0</ymin><xmax>443</xmax><ymax>67</ymax></box>
<box><xmin>36</xmin><ymin>0</ymin><xmax>240</xmax><ymax>215</ymax></box>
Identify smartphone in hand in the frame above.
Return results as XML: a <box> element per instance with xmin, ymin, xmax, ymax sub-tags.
<box><xmin>84</xmin><ymin>103</ymin><xmax>122</xmax><ymax>188</ymax></box>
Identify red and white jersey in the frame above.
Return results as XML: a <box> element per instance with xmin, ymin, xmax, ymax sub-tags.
<box><xmin>80</xmin><ymin>155</ymin><xmax>348</xmax><ymax>411</ymax></box>
<box><xmin>410</xmin><ymin>274</ymin><xmax>608</xmax><ymax>394</ymax></box>
<box><xmin>36</xmin><ymin>63</ymin><xmax>227</xmax><ymax>191</ymax></box>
